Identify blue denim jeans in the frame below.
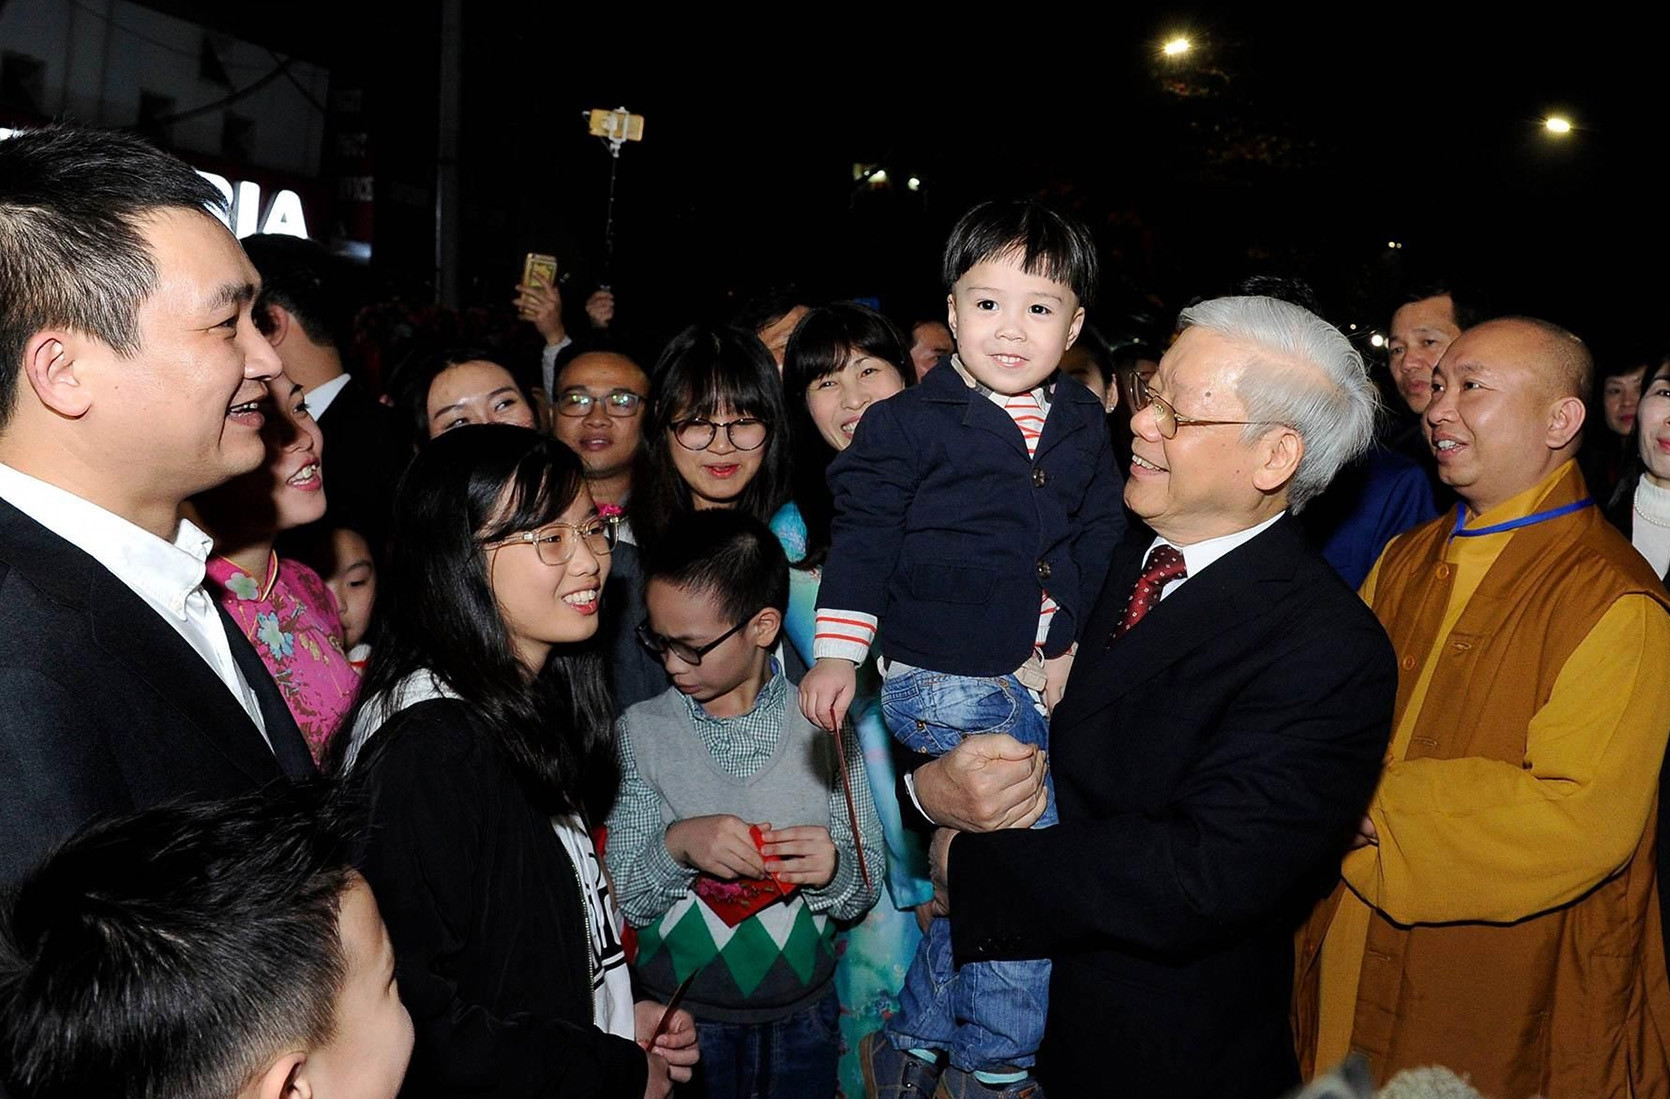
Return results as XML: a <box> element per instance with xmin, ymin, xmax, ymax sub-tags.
<box><xmin>880</xmin><ymin>664</ymin><xmax>1053</xmax><ymax>1071</ymax></box>
<box><xmin>880</xmin><ymin>664</ymin><xmax>1057</xmax><ymax>828</ymax></box>
<box><xmin>691</xmin><ymin>987</ymin><xmax>840</xmax><ymax>1099</ymax></box>
<box><xmin>888</xmin><ymin>913</ymin><xmax>1050</xmax><ymax>1072</ymax></box>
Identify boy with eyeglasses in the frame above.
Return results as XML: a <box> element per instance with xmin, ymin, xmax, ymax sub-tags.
<box><xmin>800</xmin><ymin>199</ymin><xmax>1126</xmax><ymax>1098</ymax></box>
<box><xmin>605</xmin><ymin>509</ymin><xmax>882</xmax><ymax>1099</ymax></box>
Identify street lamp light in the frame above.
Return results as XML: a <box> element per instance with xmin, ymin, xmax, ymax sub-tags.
<box><xmin>1544</xmin><ymin>115</ymin><xmax>1573</xmax><ymax>135</ymax></box>
<box><xmin>1163</xmin><ymin>36</ymin><xmax>1191</xmax><ymax>57</ymax></box>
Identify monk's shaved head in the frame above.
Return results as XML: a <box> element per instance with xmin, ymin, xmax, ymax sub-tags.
<box><xmin>1471</xmin><ymin>316</ymin><xmax>1593</xmax><ymax>404</ymax></box>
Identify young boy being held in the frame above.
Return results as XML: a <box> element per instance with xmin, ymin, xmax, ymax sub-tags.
<box><xmin>606</xmin><ymin>509</ymin><xmax>883</xmax><ymax>1099</ymax></box>
<box><xmin>0</xmin><ymin>786</ymin><xmax>413</xmax><ymax>1099</ymax></box>
<box><xmin>801</xmin><ymin>199</ymin><xmax>1125</xmax><ymax>1097</ymax></box>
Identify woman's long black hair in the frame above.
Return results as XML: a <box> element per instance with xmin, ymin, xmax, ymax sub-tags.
<box><xmin>781</xmin><ymin>303</ymin><xmax>913</xmax><ymax>569</ymax></box>
<box><xmin>628</xmin><ymin>324</ymin><xmax>792</xmax><ymax>553</ymax></box>
<box><xmin>333</xmin><ymin>424</ymin><xmax>618</xmax><ymax>822</ymax></box>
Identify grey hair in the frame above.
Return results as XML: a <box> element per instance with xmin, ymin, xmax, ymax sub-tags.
<box><xmin>1177</xmin><ymin>295</ymin><xmax>1379</xmax><ymax>513</ymax></box>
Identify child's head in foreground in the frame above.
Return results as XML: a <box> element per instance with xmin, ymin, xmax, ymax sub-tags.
<box><xmin>942</xmin><ymin>198</ymin><xmax>1100</xmax><ymax>395</ymax></box>
<box><xmin>640</xmin><ymin>509</ymin><xmax>789</xmax><ymax>718</ymax></box>
<box><xmin>0</xmin><ymin>787</ymin><xmax>413</xmax><ymax>1099</ymax></box>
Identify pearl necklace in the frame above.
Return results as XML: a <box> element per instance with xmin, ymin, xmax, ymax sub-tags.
<box><xmin>1635</xmin><ymin>503</ymin><xmax>1670</xmax><ymax>529</ymax></box>
<box><xmin>1635</xmin><ymin>479</ymin><xmax>1670</xmax><ymax>529</ymax></box>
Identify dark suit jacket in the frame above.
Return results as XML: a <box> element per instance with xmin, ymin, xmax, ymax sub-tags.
<box><xmin>947</xmin><ymin>517</ymin><xmax>1396</xmax><ymax>1099</ymax></box>
<box><xmin>0</xmin><ymin>499</ymin><xmax>312</xmax><ymax>887</ymax></box>
<box><xmin>315</xmin><ymin>376</ymin><xmax>405</xmax><ymax>554</ymax></box>
<box><xmin>821</xmin><ymin>366</ymin><xmax>1125</xmax><ymax>675</ymax></box>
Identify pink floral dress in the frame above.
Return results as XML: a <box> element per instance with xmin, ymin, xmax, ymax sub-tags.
<box><xmin>207</xmin><ymin>553</ymin><xmax>361</xmax><ymax>763</ymax></box>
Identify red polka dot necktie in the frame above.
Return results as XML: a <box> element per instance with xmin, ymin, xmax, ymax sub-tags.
<box><xmin>1112</xmin><ymin>544</ymin><xmax>1188</xmax><ymax>639</ymax></box>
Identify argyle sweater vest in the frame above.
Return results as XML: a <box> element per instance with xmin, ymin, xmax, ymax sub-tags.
<box><xmin>629</xmin><ymin>689</ymin><xmax>839</xmax><ymax>1024</ymax></box>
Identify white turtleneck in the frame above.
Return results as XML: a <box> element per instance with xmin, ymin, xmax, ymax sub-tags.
<box><xmin>1631</xmin><ymin>477</ymin><xmax>1670</xmax><ymax>578</ymax></box>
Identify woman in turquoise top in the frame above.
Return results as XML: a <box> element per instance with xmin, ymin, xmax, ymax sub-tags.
<box><xmin>771</xmin><ymin>302</ymin><xmax>927</xmax><ymax>1098</ymax></box>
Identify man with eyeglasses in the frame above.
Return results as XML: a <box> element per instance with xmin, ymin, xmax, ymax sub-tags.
<box><xmin>550</xmin><ymin>349</ymin><xmax>651</xmax><ymax>535</ymax></box>
<box><xmin>546</xmin><ymin>348</ymin><xmax>667</xmax><ymax>714</ymax></box>
<box><xmin>919</xmin><ymin>296</ymin><xmax>1397</xmax><ymax>1098</ymax></box>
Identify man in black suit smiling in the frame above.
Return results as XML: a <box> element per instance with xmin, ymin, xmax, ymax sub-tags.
<box><xmin>918</xmin><ymin>296</ymin><xmax>1397</xmax><ymax>1098</ymax></box>
<box><xmin>0</xmin><ymin>125</ymin><xmax>314</xmax><ymax>888</ymax></box>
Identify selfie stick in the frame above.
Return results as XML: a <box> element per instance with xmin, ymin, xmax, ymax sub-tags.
<box><xmin>584</xmin><ymin>107</ymin><xmax>645</xmax><ymax>289</ymax></box>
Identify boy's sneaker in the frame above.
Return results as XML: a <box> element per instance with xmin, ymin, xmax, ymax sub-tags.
<box><xmin>861</xmin><ymin>1032</ymin><xmax>943</xmax><ymax>1098</ymax></box>
<box><xmin>933</xmin><ymin>1066</ymin><xmax>1046</xmax><ymax>1099</ymax></box>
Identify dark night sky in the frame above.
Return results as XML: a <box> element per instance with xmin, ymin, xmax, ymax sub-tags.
<box><xmin>176</xmin><ymin>4</ymin><xmax>1667</xmax><ymax>361</ymax></box>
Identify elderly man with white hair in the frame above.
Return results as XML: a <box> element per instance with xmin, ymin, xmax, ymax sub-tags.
<box><xmin>905</xmin><ymin>296</ymin><xmax>1398</xmax><ymax>1099</ymax></box>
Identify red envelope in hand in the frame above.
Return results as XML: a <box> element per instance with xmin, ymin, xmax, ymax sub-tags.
<box><xmin>693</xmin><ymin>874</ymin><xmax>797</xmax><ymax>927</ymax></box>
<box><xmin>691</xmin><ymin>825</ymin><xmax>798</xmax><ymax>927</ymax></box>
<box><xmin>748</xmin><ymin>824</ymin><xmax>795</xmax><ymax>896</ymax></box>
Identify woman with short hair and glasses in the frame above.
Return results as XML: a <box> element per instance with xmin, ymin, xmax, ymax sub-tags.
<box><xmin>626</xmin><ymin>325</ymin><xmax>792</xmax><ymax>556</ymax></box>
<box><xmin>333</xmin><ymin>425</ymin><xmax>699</xmax><ymax>1099</ymax></box>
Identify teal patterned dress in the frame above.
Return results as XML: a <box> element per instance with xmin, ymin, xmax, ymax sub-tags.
<box><xmin>771</xmin><ymin>502</ymin><xmax>930</xmax><ymax>1098</ymax></box>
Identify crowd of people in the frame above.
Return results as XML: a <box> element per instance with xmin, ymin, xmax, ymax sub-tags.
<box><xmin>1</xmin><ymin>121</ymin><xmax>1668</xmax><ymax>1099</ymax></box>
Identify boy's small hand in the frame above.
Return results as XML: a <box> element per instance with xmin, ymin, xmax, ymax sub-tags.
<box><xmin>799</xmin><ymin>659</ymin><xmax>856</xmax><ymax>732</ymax></box>
<box><xmin>664</xmin><ymin>815</ymin><xmax>768</xmax><ymax>880</ymax></box>
<box><xmin>759</xmin><ymin>825</ymin><xmax>837</xmax><ymax>889</ymax></box>
<box><xmin>1043</xmin><ymin>651</ymin><xmax>1075</xmax><ymax>714</ymax></box>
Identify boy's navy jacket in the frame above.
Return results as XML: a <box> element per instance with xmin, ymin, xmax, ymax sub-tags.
<box><xmin>821</xmin><ymin>362</ymin><xmax>1126</xmax><ymax>676</ymax></box>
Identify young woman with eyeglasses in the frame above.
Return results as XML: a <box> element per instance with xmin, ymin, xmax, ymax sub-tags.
<box><xmin>334</xmin><ymin>425</ymin><xmax>698</xmax><ymax>1099</ymax></box>
<box><xmin>626</xmin><ymin>325</ymin><xmax>792</xmax><ymax>556</ymax></box>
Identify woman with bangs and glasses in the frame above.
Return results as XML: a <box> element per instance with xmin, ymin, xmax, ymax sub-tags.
<box><xmin>626</xmin><ymin>325</ymin><xmax>792</xmax><ymax>556</ymax></box>
<box><xmin>771</xmin><ymin>302</ymin><xmax>932</xmax><ymax>1099</ymax></box>
<box><xmin>333</xmin><ymin>425</ymin><xmax>698</xmax><ymax>1099</ymax></box>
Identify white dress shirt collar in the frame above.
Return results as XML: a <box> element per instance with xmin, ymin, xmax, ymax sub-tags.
<box><xmin>0</xmin><ymin>462</ymin><xmax>211</xmax><ymax>620</ymax></box>
<box><xmin>305</xmin><ymin>372</ymin><xmax>353</xmax><ymax>419</ymax></box>
<box><xmin>1147</xmin><ymin>511</ymin><xmax>1285</xmax><ymax>595</ymax></box>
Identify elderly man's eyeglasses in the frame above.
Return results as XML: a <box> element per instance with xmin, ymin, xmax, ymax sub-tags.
<box><xmin>671</xmin><ymin>417</ymin><xmax>769</xmax><ymax>452</ymax></box>
<box><xmin>636</xmin><ymin>611</ymin><xmax>761</xmax><ymax>665</ymax></box>
<box><xmin>1144</xmin><ymin>392</ymin><xmax>1289</xmax><ymax>440</ymax></box>
<box><xmin>482</xmin><ymin>518</ymin><xmax>616</xmax><ymax>566</ymax></box>
<box><xmin>556</xmin><ymin>389</ymin><xmax>644</xmax><ymax>418</ymax></box>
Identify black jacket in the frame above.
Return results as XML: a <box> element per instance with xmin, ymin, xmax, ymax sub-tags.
<box><xmin>948</xmin><ymin>518</ymin><xmax>1396</xmax><ymax>1098</ymax></box>
<box><xmin>315</xmin><ymin>377</ymin><xmax>405</xmax><ymax>553</ymax></box>
<box><xmin>355</xmin><ymin>699</ymin><xmax>647</xmax><ymax>1098</ymax></box>
<box><xmin>821</xmin><ymin>366</ymin><xmax>1125</xmax><ymax>675</ymax></box>
<box><xmin>0</xmin><ymin>498</ymin><xmax>311</xmax><ymax>888</ymax></box>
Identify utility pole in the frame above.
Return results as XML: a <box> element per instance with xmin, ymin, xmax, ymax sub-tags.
<box><xmin>434</xmin><ymin>0</ymin><xmax>462</xmax><ymax>307</ymax></box>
